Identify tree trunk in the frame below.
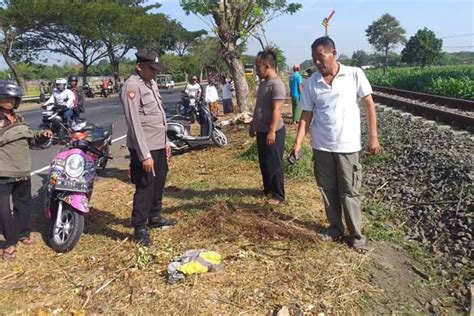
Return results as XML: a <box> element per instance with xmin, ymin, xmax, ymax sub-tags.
<box><xmin>111</xmin><ymin>60</ymin><xmax>120</xmax><ymax>83</ymax></box>
<box><xmin>81</xmin><ymin>63</ymin><xmax>89</xmax><ymax>84</ymax></box>
<box><xmin>384</xmin><ymin>47</ymin><xmax>389</xmax><ymax>69</ymax></box>
<box><xmin>222</xmin><ymin>46</ymin><xmax>249</xmax><ymax>113</ymax></box>
<box><xmin>2</xmin><ymin>52</ymin><xmax>25</xmax><ymax>91</ymax></box>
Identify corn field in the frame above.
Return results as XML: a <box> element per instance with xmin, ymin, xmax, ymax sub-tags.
<box><xmin>366</xmin><ymin>65</ymin><xmax>474</xmax><ymax>100</ymax></box>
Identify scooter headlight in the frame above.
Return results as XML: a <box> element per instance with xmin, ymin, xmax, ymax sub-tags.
<box><xmin>65</xmin><ymin>154</ymin><xmax>85</xmax><ymax>178</ymax></box>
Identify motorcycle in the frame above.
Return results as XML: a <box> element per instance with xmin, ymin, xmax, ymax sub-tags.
<box><xmin>83</xmin><ymin>83</ymin><xmax>94</xmax><ymax>98</ymax></box>
<box><xmin>44</xmin><ymin>118</ymin><xmax>113</xmax><ymax>252</ymax></box>
<box><xmin>167</xmin><ymin>98</ymin><xmax>228</xmax><ymax>153</ymax></box>
<box><xmin>175</xmin><ymin>93</ymin><xmax>197</xmax><ymax>124</ymax></box>
<box><xmin>36</xmin><ymin>103</ymin><xmax>75</xmax><ymax>149</ymax></box>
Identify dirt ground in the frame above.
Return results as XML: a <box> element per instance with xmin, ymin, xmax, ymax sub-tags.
<box><xmin>0</xmin><ymin>106</ymin><xmax>459</xmax><ymax>314</ymax></box>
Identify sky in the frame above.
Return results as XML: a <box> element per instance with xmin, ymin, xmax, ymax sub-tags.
<box><xmin>1</xmin><ymin>0</ymin><xmax>472</xmax><ymax>69</ymax></box>
<box><xmin>156</xmin><ymin>0</ymin><xmax>474</xmax><ymax>66</ymax></box>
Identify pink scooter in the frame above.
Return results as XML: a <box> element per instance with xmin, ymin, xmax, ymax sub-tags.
<box><xmin>44</xmin><ymin>120</ymin><xmax>112</xmax><ymax>252</ymax></box>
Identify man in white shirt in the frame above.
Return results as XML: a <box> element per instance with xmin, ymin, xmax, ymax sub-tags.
<box><xmin>291</xmin><ymin>36</ymin><xmax>380</xmax><ymax>254</ymax></box>
<box><xmin>205</xmin><ymin>76</ymin><xmax>219</xmax><ymax>117</ymax></box>
<box><xmin>184</xmin><ymin>76</ymin><xmax>201</xmax><ymax>100</ymax></box>
<box><xmin>220</xmin><ymin>76</ymin><xmax>233</xmax><ymax>114</ymax></box>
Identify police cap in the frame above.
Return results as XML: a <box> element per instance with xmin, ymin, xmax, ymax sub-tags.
<box><xmin>135</xmin><ymin>48</ymin><xmax>160</xmax><ymax>70</ymax></box>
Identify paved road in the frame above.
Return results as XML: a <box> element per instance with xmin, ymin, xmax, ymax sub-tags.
<box><xmin>25</xmin><ymin>88</ymin><xmax>182</xmax><ymax>194</ymax></box>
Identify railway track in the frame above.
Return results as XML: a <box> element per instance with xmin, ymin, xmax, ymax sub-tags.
<box><xmin>371</xmin><ymin>85</ymin><xmax>473</xmax><ymax>132</ymax></box>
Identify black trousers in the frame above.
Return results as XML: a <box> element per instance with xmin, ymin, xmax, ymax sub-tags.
<box><xmin>256</xmin><ymin>127</ymin><xmax>286</xmax><ymax>201</ymax></box>
<box><xmin>0</xmin><ymin>179</ymin><xmax>32</xmax><ymax>248</ymax></box>
<box><xmin>129</xmin><ymin>149</ymin><xmax>168</xmax><ymax>229</ymax></box>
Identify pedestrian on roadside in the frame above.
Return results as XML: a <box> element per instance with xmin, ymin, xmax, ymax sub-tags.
<box><xmin>205</xmin><ymin>76</ymin><xmax>219</xmax><ymax>117</ymax></box>
<box><xmin>120</xmin><ymin>48</ymin><xmax>177</xmax><ymax>247</ymax></box>
<box><xmin>220</xmin><ymin>76</ymin><xmax>233</xmax><ymax>114</ymax></box>
<box><xmin>289</xmin><ymin>64</ymin><xmax>303</xmax><ymax>124</ymax></box>
<box><xmin>0</xmin><ymin>80</ymin><xmax>52</xmax><ymax>260</ymax></box>
<box><xmin>249</xmin><ymin>49</ymin><xmax>286</xmax><ymax>205</ymax></box>
<box><xmin>291</xmin><ymin>36</ymin><xmax>380</xmax><ymax>254</ymax></box>
<box><xmin>39</xmin><ymin>82</ymin><xmax>46</xmax><ymax>103</ymax></box>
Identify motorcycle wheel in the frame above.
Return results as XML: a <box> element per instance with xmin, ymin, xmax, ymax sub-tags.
<box><xmin>211</xmin><ymin>128</ymin><xmax>228</xmax><ymax>147</ymax></box>
<box><xmin>37</xmin><ymin>136</ymin><xmax>53</xmax><ymax>149</ymax></box>
<box><xmin>48</xmin><ymin>202</ymin><xmax>84</xmax><ymax>253</ymax></box>
<box><xmin>190</xmin><ymin>112</ymin><xmax>197</xmax><ymax>124</ymax></box>
<box><xmin>96</xmin><ymin>143</ymin><xmax>110</xmax><ymax>176</ymax></box>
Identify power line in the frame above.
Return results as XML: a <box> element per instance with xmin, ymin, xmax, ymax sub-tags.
<box><xmin>440</xmin><ymin>33</ymin><xmax>474</xmax><ymax>39</ymax></box>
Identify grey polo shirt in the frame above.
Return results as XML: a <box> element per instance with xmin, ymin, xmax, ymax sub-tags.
<box><xmin>252</xmin><ymin>77</ymin><xmax>286</xmax><ymax>133</ymax></box>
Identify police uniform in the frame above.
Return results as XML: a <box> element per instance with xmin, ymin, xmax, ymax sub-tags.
<box><xmin>120</xmin><ymin>49</ymin><xmax>173</xmax><ymax>240</ymax></box>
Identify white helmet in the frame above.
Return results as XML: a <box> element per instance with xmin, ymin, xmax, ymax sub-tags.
<box><xmin>55</xmin><ymin>78</ymin><xmax>67</xmax><ymax>91</ymax></box>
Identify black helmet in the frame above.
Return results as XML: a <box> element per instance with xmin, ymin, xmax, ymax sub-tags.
<box><xmin>68</xmin><ymin>75</ymin><xmax>78</xmax><ymax>82</ymax></box>
<box><xmin>0</xmin><ymin>80</ymin><xmax>23</xmax><ymax>109</ymax></box>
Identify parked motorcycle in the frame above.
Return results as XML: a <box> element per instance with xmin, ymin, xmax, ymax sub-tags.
<box><xmin>44</xmin><ymin>119</ymin><xmax>113</xmax><ymax>252</ymax></box>
<box><xmin>167</xmin><ymin>98</ymin><xmax>227</xmax><ymax>153</ymax></box>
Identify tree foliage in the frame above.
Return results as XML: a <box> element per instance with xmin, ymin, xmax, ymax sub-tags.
<box><xmin>401</xmin><ymin>28</ymin><xmax>442</xmax><ymax>67</ymax></box>
<box><xmin>180</xmin><ymin>0</ymin><xmax>301</xmax><ymax>112</ymax></box>
<box><xmin>366</xmin><ymin>13</ymin><xmax>405</xmax><ymax>68</ymax></box>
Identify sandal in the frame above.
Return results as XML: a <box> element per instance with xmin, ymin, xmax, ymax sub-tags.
<box><xmin>352</xmin><ymin>239</ymin><xmax>369</xmax><ymax>254</ymax></box>
<box><xmin>2</xmin><ymin>246</ymin><xmax>16</xmax><ymax>260</ymax></box>
<box><xmin>20</xmin><ymin>236</ymin><xmax>34</xmax><ymax>246</ymax></box>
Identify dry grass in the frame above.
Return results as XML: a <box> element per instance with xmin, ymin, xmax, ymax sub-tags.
<box><xmin>0</xmin><ymin>114</ymin><xmax>379</xmax><ymax>314</ymax></box>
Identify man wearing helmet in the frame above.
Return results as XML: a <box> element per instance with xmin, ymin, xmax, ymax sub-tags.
<box><xmin>44</xmin><ymin>78</ymin><xmax>76</xmax><ymax>121</ymax></box>
<box><xmin>0</xmin><ymin>80</ymin><xmax>52</xmax><ymax>260</ymax></box>
<box><xmin>67</xmin><ymin>75</ymin><xmax>85</xmax><ymax>114</ymax></box>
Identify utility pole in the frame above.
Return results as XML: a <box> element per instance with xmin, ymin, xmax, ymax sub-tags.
<box><xmin>321</xmin><ymin>10</ymin><xmax>335</xmax><ymax>36</ymax></box>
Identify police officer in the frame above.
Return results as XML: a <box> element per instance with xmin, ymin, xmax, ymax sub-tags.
<box><xmin>120</xmin><ymin>48</ymin><xmax>177</xmax><ymax>246</ymax></box>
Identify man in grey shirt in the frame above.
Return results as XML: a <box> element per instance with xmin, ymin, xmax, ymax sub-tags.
<box><xmin>120</xmin><ymin>48</ymin><xmax>177</xmax><ymax>246</ymax></box>
<box><xmin>250</xmin><ymin>49</ymin><xmax>286</xmax><ymax>205</ymax></box>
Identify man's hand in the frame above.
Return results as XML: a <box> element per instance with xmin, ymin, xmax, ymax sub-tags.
<box><xmin>291</xmin><ymin>142</ymin><xmax>302</xmax><ymax>158</ymax></box>
<box><xmin>142</xmin><ymin>157</ymin><xmax>154</xmax><ymax>174</ymax></box>
<box><xmin>367</xmin><ymin>136</ymin><xmax>381</xmax><ymax>155</ymax></box>
<box><xmin>266</xmin><ymin>131</ymin><xmax>276</xmax><ymax>146</ymax></box>
<box><xmin>249</xmin><ymin>126</ymin><xmax>256</xmax><ymax>138</ymax></box>
<box><xmin>166</xmin><ymin>145</ymin><xmax>172</xmax><ymax>159</ymax></box>
<box><xmin>42</xmin><ymin>130</ymin><xmax>53</xmax><ymax>138</ymax></box>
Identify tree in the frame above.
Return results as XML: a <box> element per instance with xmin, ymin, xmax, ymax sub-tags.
<box><xmin>401</xmin><ymin>28</ymin><xmax>442</xmax><ymax>67</ymax></box>
<box><xmin>351</xmin><ymin>50</ymin><xmax>370</xmax><ymax>67</ymax></box>
<box><xmin>16</xmin><ymin>1</ymin><xmax>109</xmax><ymax>83</ymax></box>
<box><xmin>366</xmin><ymin>13</ymin><xmax>405</xmax><ymax>68</ymax></box>
<box><xmin>181</xmin><ymin>0</ymin><xmax>302</xmax><ymax>112</ymax></box>
<box><xmin>172</xmin><ymin>24</ymin><xmax>207</xmax><ymax>57</ymax></box>
<box><xmin>337</xmin><ymin>53</ymin><xmax>351</xmax><ymax>65</ymax></box>
<box><xmin>0</xmin><ymin>0</ymin><xmax>55</xmax><ymax>88</ymax></box>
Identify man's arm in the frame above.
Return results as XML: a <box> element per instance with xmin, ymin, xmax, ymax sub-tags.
<box><xmin>361</xmin><ymin>94</ymin><xmax>380</xmax><ymax>155</ymax></box>
<box><xmin>266</xmin><ymin>99</ymin><xmax>284</xmax><ymax>146</ymax></box>
<box><xmin>121</xmin><ymin>85</ymin><xmax>151</xmax><ymax>163</ymax></box>
<box><xmin>292</xmin><ymin>110</ymin><xmax>313</xmax><ymax>156</ymax></box>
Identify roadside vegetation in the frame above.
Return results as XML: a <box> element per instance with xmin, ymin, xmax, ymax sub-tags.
<box><xmin>366</xmin><ymin>65</ymin><xmax>474</xmax><ymax>99</ymax></box>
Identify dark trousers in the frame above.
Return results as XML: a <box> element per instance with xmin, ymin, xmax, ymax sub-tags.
<box><xmin>0</xmin><ymin>180</ymin><xmax>32</xmax><ymax>248</ymax></box>
<box><xmin>256</xmin><ymin>127</ymin><xmax>286</xmax><ymax>201</ymax></box>
<box><xmin>129</xmin><ymin>149</ymin><xmax>168</xmax><ymax>229</ymax></box>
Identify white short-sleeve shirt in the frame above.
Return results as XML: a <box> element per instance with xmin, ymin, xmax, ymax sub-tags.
<box><xmin>300</xmin><ymin>64</ymin><xmax>372</xmax><ymax>153</ymax></box>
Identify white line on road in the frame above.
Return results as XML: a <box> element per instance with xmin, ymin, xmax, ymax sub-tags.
<box><xmin>30</xmin><ymin>134</ymin><xmax>127</xmax><ymax>176</ymax></box>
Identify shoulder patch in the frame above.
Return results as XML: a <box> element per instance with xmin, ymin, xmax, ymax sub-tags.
<box><xmin>128</xmin><ymin>91</ymin><xmax>136</xmax><ymax>99</ymax></box>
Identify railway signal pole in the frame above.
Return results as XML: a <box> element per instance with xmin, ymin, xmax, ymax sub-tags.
<box><xmin>322</xmin><ymin>10</ymin><xmax>335</xmax><ymax>36</ymax></box>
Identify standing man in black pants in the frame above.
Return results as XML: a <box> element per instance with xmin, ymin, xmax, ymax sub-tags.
<box><xmin>120</xmin><ymin>48</ymin><xmax>177</xmax><ymax>246</ymax></box>
<box><xmin>250</xmin><ymin>49</ymin><xmax>286</xmax><ymax>205</ymax></box>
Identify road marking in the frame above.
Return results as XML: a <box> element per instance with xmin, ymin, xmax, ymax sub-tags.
<box><xmin>30</xmin><ymin>134</ymin><xmax>127</xmax><ymax>176</ymax></box>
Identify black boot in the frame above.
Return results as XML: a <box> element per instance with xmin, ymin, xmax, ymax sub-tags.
<box><xmin>134</xmin><ymin>227</ymin><xmax>152</xmax><ymax>247</ymax></box>
<box><xmin>148</xmin><ymin>214</ymin><xmax>177</xmax><ymax>229</ymax></box>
